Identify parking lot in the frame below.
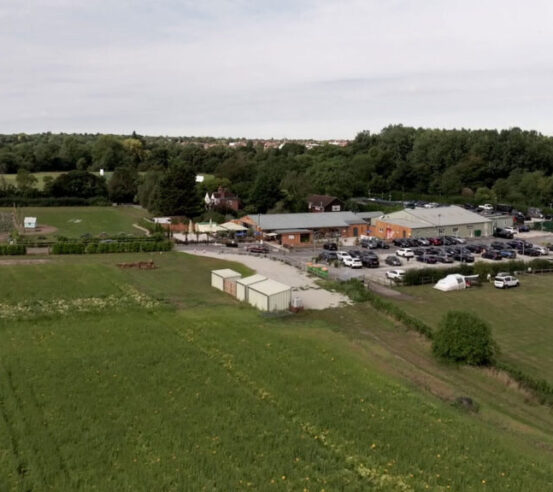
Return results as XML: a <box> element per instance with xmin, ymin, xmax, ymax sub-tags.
<box><xmin>177</xmin><ymin>230</ymin><xmax>553</xmax><ymax>285</ymax></box>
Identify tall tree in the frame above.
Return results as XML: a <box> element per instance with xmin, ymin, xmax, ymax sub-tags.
<box><xmin>156</xmin><ymin>163</ymin><xmax>201</xmax><ymax>216</ymax></box>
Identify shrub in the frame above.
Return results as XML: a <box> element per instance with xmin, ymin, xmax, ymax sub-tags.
<box><xmin>0</xmin><ymin>244</ymin><xmax>26</xmax><ymax>255</ymax></box>
<box><xmin>432</xmin><ymin>311</ymin><xmax>497</xmax><ymax>366</ymax></box>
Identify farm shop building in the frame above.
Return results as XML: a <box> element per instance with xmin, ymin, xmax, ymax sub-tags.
<box><xmin>242</xmin><ymin>212</ymin><xmax>370</xmax><ymax>247</ymax></box>
<box><xmin>371</xmin><ymin>206</ymin><xmax>495</xmax><ymax>239</ymax></box>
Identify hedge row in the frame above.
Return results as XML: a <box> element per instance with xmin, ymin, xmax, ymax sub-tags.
<box><xmin>496</xmin><ymin>361</ymin><xmax>553</xmax><ymax>406</ymax></box>
<box><xmin>0</xmin><ymin>196</ymin><xmax>110</xmax><ymax>207</ymax></box>
<box><xmin>324</xmin><ymin>279</ymin><xmax>434</xmax><ymax>339</ymax></box>
<box><xmin>327</xmin><ymin>278</ymin><xmax>553</xmax><ymax>407</ymax></box>
<box><xmin>52</xmin><ymin>241</ymin><xmax>173</xmax><ymax>255</ymax></box>
<box><xmin>403</xmin><ymin>258</ymin><xmax>553</xmax><ymax>285</ymax></box>
<box><xmin>0</xmin><ymin>244</ymin><xmax>26</xmax><ymax>255</ymax></box>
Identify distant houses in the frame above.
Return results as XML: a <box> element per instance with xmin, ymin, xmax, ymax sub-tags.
<box><xmin>307</xmin><ymin>194</ymin><xmax>344</xmax><ymax>213</ymax></box>
<box><xmin>204</xmin><ymin>186</ymin><xmax>241</xmax><ymax>212</ymax></box>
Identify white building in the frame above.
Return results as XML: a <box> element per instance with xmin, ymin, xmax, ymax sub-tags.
<box><xmin>235</xmin><ymin>274</ymin><xmax>267</xmax><ymax>302</ymax></box>
<box><xmin>211</xmin><ymin>269</ymin><xmax>242</xmax><ymax>291</ymax></box>
<box><xmin>247</xmin><ymin>279</ymin><xmax>292</xmax><ymax>312</ymax></box>
<box><xmin>24</xmin><ymin>217</ymin><xmax>37</xmax><ymax>230</ymax></box>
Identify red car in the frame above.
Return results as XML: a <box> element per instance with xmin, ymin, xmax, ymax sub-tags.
<box><xmin>428</xmin><ymin>237</ymin><xmax>443</xmax><ymax>246</ymax></box>
<box><xmin>246</xmin><ymin>245</ymin><xmax>270</xmax><ymax>254</ymax></box>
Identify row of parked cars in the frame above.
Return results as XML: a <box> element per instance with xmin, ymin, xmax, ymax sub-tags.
<box><xmin>319</xmin><ymin>249</ymin><xmax>405</xmax><ymax>269</ymax></box>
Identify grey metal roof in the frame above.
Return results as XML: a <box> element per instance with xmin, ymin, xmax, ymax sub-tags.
<box><xmin>380</xmin><ymin>206</ymin><xmax>491</xmax><ymax>228</ymax></box>
<box><xmin>252</xmin><ymin>212</ymin><xmax>365</xmax><ymax>230</ymax></box>
<box><xmin>277</xmin><ymin>228</ymin><xmax>312</xmax><ymax>234</ymax></box>
<box><xmin>356</xmin><ymin>211</ymin><xmax>384</xmax><ymax>220</ymax></box>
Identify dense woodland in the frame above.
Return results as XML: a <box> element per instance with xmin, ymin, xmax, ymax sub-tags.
<box><xmin>2</xmin><ymin>126</ymin><xmax>553</xmax><ymax>216</ymax></box>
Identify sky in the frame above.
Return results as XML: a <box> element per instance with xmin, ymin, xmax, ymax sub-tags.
<box><xmin>2</xmin><ymin>0</ymin><xmax>553</xmax><ymax>139</ymax></box>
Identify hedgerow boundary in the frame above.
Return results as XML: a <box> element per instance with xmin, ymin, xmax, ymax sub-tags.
<box><xmin>324</xmin><ymin>278</ymin><xmax>553</xmax><ymax>407</ymax></box>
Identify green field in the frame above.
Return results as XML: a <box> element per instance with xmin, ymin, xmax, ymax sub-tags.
<box><xmin>393</xmin><ymin>276</ymin><xmax>553</xmax><ymax>384</ymax></box>
<box><xmin>1</xmin><ymin>253</ymin><xmax>553</xmax><ymax>490</ymax></box>
<box><xmin>2</xmin><ymin>206</ymin><xmax>149</xmax><ymax>237</ymax></box>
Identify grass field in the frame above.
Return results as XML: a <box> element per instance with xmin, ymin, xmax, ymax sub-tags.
<box><xmin>1</xmin><ymin>206</ymin><xmax>149</xmax><ymax>237</ymax></box>
<box><xmin>393</xmin><ymin>275</ymin><xmax>553</xmax><ymax>384</ymax></box>
<box><xmin>1</xmin><ymin>253</ymin><xmax>553</xmax><ymax>490</ymax></box>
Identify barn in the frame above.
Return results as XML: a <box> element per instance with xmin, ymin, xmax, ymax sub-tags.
<box><xmin>247</xmin><ymin>279</ymin><xmax>292</xmax><ymax>312</ymax></box>
<box><xmin>210</xmin><ymin>269</ymin><xmax>242</xmax><ymax>291</ymax></box>
<box><xmin>235</xmin><ymin>274</ymin><xmax>267</xmax><ymax>302</ymax></box>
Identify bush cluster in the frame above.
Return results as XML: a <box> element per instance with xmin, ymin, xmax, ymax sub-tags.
<box><xmin>0</xmin><ymin>244</ymin><xmax>26</xmax><ymax>255</ymax></box>
<box><xmin>432</xmin><ymin>311</ymin><xmax>497</xmax><ymax>366</ymax></box>
<box><xmin>52</xmin><ymin>240</ymin><xmax>172</xmax><ymax>255</ymax></box>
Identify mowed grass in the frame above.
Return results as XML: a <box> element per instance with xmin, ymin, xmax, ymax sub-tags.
<box><xmin>2</xmin><ymin>206</ymin><xmax>149</xmax><ymax>237</ymax></box>
<box><xmin>394</xmin><ymin>275</ymin><xmax>553</xmax><ymax>383</ymax></box>
<box><xmin>0</xmin><ymin>253</ymin><xmax>553</xmax><ymax>490</ymax></box>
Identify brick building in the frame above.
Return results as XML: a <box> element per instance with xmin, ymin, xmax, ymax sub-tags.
<box><xmin>241</xmin><ymin>212</ymin><xmax>369</xmax><ymax>247</ymax></box>
<box><xmin>307</xmin><ymin>194</ymin><xmax>344</xmax><ymax>213</ymax></box>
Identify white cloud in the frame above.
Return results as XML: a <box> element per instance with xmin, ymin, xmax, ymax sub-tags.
<box><xmin>1</xmin><ymin>0</ymin><xmax>553</xmax><ymax>137</ymax></box>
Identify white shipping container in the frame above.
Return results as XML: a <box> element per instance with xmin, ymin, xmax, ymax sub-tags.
<box><xmin>211</xmin><ymin>269</ymin><xmax>241</xmax><ymax>291</ymax></box>
<box><xmin>247</xmin><ymin>279</ymin><xmax>292</xmax><ymax>312</ymax></box>
<box><xmin>235</xmin><ymin>274</ymin><xmax>267</xmax><ymax>301</ymax></box>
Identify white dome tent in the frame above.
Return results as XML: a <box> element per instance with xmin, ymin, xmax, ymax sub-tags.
<box><xmin>434</xmin><ymin>274</ymin><xmax>480</xmax><ymax>292</ymax></box>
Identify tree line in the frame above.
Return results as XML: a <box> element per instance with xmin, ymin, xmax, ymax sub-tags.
<box><xmin>2</xmin><ymin>125</ymin><xmax>553</xmax><ymax>216</ymax></box>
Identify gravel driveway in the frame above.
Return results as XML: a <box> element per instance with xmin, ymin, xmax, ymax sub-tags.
<box><xmin>180</xmin><ymin>248</ymin><xmax>350</xmax><ymax>310</ymax></box>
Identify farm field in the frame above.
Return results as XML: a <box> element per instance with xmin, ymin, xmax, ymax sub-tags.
<box><xmin>1</xmin><ymin>206</ymin><xmax>149</xmax><ymax>237</ymax></box>
<box><xmin>0</xmin><ymin>253</ymin><xmax>553</xmax><ymax>490</ymax></box>
<box><xmin>393</xmin><ymin>275</ymin><xmax>553</xmax><ymax>384</ymax></box>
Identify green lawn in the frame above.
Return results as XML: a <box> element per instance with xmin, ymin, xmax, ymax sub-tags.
<box><xmin>393</xmin><ymin>275</ymin><xmax>553</xmax><ymax>384</ymax></box>
<box><xmin>2</xmin><ymin>206</ymin><xmax>149</xmax><ymax>237</ymax></box>
<box><xmin>0</xmin><ymin>253</ymin><xmax>553</xmax><ymax>490</ymax></box>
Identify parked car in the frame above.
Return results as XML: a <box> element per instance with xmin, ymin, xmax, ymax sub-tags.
<box><xmin>493</xmin><ymin>228</ymin><xmax>514</xmax><ymax>239</ymax></box>
<box><xmin>479</xmin><ymin>203</ymin><xmax>494</xmax><ymax>211</ymax></box>
<box><xmin>336</xmin><ymin>251</ymin><xmax>351</xmax><ymax>261</ymax></box>
<box><xmin>521</xmin><ymin>248</ymin><xmax>542</xmax><ymax>257</ymax></box>
<box><xmin>385</xmin><ymin>255</ymin><xmax>402</xmax><ymax>266</ymax></box>
<box><xmin>246</xmin><ymin>244</ymin><xmax>270</xmax><ymax>253</ymax></box>
<box><xmin>533</xmin><ymin>245</ymin><xmax>549</xmax><ymax>255</ymax></box>
<box><xmin>503</xmin><ymin>226</ymin><xmax>517</xmax><ymax>234</ymax></box>
<box><xmin>453</xmin><ymin>253</ymin><xmax>475</xmax><ymax>263</ymax></box>
<box><xmin>416</xmin><ymin>255</ymin><xmax>438</xmax><ymax>264</ymax></box>
<box><xmin>343</xmin><ymin>256</ymin><xmax>362</xmax><ymax>268</ymax></box>
<box><xmin>319</xmin><ymin>251</ymin><xmax>338</xmax><ymax>262</ymax></box>
<box><xmin>348</xmin><ymin>249</ymin><xmax>363</xmax><ymax>258</ymax></box>
<box><xmin>490</xmin><ymin>241</ymin><xmax>508</xmax><ymax>250</ymax></box>
<box><xmin>386</xmin><ymin>269</ymin><xmax>406</xmax><ymax>281</ymax></box>
<box><xmin>482</xmin><ymin>250</ymin><xmax>503</xmax><ymax>260</ymax></box>
<box><xmin>396</xmin><ymin>248</ymin><xmax>414</xmax><ymax>258</ymax></box>
<box><xmin>323</xmin><ymin>242</ymin><xmax>337</xmax><ymax>251</ymax></box>
<box><xmin>435</xmin><ymin>253</ymin><xmax>454</xmax><ymax>263</ymax></box>
<box><xmin>500</xmin><ymin>250</ymin><xmax>517</xmax><ymax>259</ymax></box>
<box><xmin>393</xmin><ymin>238</ymin><xmax>408</xmax><ymax>247</ymax></box>
<box><xmin>441</xmin><ymin>236</ymin><xmax>457</xmax><ymax>246</ymax></box>
<box><xmin>225</xmin><ymin>240</ymin><xmax>239</xmax><ymax>248</ymax></box>
<box><xmin>465</xmin><ymin>244</ymin><xmax>485</xmax><ymax>254</ymax></box>
<box><xmin>415</xmin><ymin>238</ymin><xmax>430</xmax><ymax>246</ymax></box>
<box><xmin>494</xmin><ymin>275</ymin><xmax>520</xmax><ymax>289</ymax></box>
<box><xmin>518</xmin><ymin>224</ymin><xmax>530</xmax><ymax>232</ymax></box>
<box><xmin>361</xmin><ymin>256</ymin><xmax>379</xmax><ymax>268</ymax></box>
<box><xmin>426</xmin><ymin>247</ymin><xmax>442</xmax><ymax>255</ymax></box>
<box><xmin>428</xmin><ymin>237</ymin><xmax>443</xmax><ymax>246</ymax></box>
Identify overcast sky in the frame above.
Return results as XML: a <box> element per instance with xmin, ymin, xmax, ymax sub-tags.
<box><xmin>2</xmin><ymin>0</ymin><xmax>553</xmax><ymax>139</ymax></box>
